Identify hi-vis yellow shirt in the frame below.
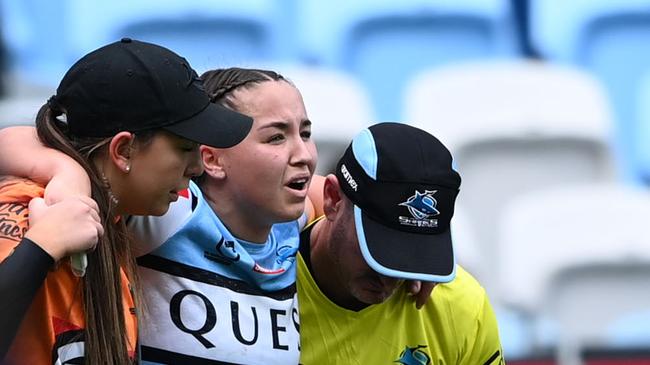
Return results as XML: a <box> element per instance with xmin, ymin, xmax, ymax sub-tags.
<box><xmin>297</xmin><ymin>247</ymin><xmax>504</xmax><ymax>365</ymax></box>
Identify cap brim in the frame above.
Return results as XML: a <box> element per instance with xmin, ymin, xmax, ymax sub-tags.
<box><xmin>354</xmin><ymin>205</ymin><xmax>456</xmax><ymax>282</ymax></box>
<box><xmin>164</xmin><ymin>102</ymin><xmax>253</xmax><ymax>148</ymax></box>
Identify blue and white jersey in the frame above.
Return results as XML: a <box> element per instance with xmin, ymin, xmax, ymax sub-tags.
<box><xmin>129</xmin><ymin>181</ymin><xmax>304</xmax><ymax>364</ymax></box>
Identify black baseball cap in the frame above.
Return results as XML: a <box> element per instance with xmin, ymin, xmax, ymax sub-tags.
<box><xmin>49</xmin><ymin>38</ymin><xmax>252</xmax><ymax>148</ymax></box>
<box><xmin>335</xmin><ymin>122</ymin><xmax>461</xmax><ymax>282</ymax></box>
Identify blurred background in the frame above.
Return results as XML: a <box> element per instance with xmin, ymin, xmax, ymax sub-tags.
<box><xmin>2</xmin><ymin>0</ymin><xmax>650</xmax><ymax>364</ymax></box>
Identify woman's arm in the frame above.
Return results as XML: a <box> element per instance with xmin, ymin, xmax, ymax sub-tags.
<box><xmin>0</xmin><ymin>195</ymin><xmax>103</xmax><ymax>359</ymax></box>
<box><xmin>0</xmin><ymin>237</ymin><xmax>55</xmax><ymax>358</ymax></box>
<box><xmin>0</xmin><ymin>126</ymin><xmax>91</xmax><ymax>203</ymax></box>
<box><xmin>305</xmin><ymin>174</ymin><xmax>326</xmax><ymax>222</ymax></box>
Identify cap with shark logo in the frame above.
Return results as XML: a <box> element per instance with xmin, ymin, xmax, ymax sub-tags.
<box><xmin>335</xmin><ymin>122</ymin><xmax>461</xmax><ymax>282</ymax></box>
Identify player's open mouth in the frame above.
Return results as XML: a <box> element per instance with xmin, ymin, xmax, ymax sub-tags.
<box><xmin>287</xmin><ymin>177</ymin><xmax>309</xmax><ymax>191</ymax></box>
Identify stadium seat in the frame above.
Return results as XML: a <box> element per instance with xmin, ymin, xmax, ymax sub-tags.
<box><xmin>632</xmin><ymin>73</ymin><xmax>650</xmax><ymax>182</ymax></box>
<box><xmin>299</xmin><ymin>0</ymin><xmax>518</xmax><ymax>120</ymax></box>
<box><xmin>453</xmin><ymin>207</ymin><xmax>537</xmax><ymax>361</ymax></box>
<box><xmin>498</xmin><ymin>184</ymin><xmax>650</xmax><ymax>364</ymax></box>
<box><xmin>404</xmin><ymin>60</ymin><xmax>617</xmax><ymax>294</ymax></box>
<box><xmin>608</xmin><ymin>309</ymin><xmax>650</xmax><ymax>348</ymax></box>
<box><xmin>546</xmin><ymin>264</ymin><xmax>650</xmax><ymax>365</ymax></box>
<box><xmin>529</xmin><ymin>0</ymin><xmax>650</xmax><ymax>182</ymax></box>
<box><xmin>64</xmin><ymin>0</ymin><xmax>294</xmax><ymax>72</ymax></box>
<box><xmin>450</xmin><ymin>207</ymin><xmax>483</xmax><ymax>281</ymax></box>
<box><xmin>273</xmin><ymin>65</ymin><xmax>374</xmax><ymax>175</ymax></box>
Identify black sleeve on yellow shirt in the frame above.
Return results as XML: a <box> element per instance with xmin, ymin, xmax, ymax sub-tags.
<box><xmin>0</xmin><ymin>237</ymin><xmax>54</xmax><ymax>360</ymax></box>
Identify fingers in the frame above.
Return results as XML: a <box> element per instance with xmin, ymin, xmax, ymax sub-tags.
<box><xmin>404</xmin><ymin>280</ymin><xmax>437</xmax><ymax>310</ymax></box>
<box><xmin>76</xmin><ymin>196</ymin><xmax>103</xmax><ymax>250</ymax></box>
<box><xmin>25</xmin><ymin>195</ymin><xmax>104</xmax><ymax>261</ymax></box>
<box><xmin>95</xmin><ymin>219</ymin><xmax>105</xmax><ymax>238</ymax></box>
<box><xmin>76</xmin><ymin>195</ymin><xmax>99</xmax><ymax>212</ymax></box>
<box><xmin>415</xmin><ymin>282</ymin><xmax>437</xmax><ymax>310</ymax></box>
<box><xmin>28</xmin><ymin>197</ymin><xmax>47</xmax><ymax>221</ymax></box>
<box><xmin>406</xmin><ymin>280</ymin><xmax>421</xmax><ymax>296</ymax></box>
<box><xmin>56</xmin><ymin>195</ymin><xmax>102</xmax><ymax>229</ymax></box>
<box><xmin>76</xmin><ymin>196</ymin><xmax>101</xmax><ymax>224</ymax></box>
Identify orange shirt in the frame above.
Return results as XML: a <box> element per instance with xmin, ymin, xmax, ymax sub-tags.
<box><xmin>0</xmin><ymin>178</ymin><xmax>137</xmax><ymax>364</ymax></box>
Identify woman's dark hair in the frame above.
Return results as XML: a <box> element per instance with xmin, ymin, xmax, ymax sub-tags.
<box><xmin>200</xmin><ymin>67</ymin><xmax>288</xmax><ymax>109</ymax></box>
<box><xmin>35</xmin><ymin>104</ymin><xmax>152</xmax><ymax>364</ymax></box>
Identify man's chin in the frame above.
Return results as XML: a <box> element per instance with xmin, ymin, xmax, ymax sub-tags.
<box><xmin>354</xmin><ymin>289</ymin><xmax>393</xmax><ymax>305</ymax></box>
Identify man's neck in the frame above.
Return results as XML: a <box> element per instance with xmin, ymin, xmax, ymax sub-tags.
<box><xmin>308</xmin><ymin>220</ymin><xmax>369</xmax><ymax>311</ymax></box>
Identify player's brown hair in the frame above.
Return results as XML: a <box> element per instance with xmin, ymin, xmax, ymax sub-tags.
<box><xmin>34</xmin><ymin>103</ymin><xmax>152</xmax><ymax>364</ymax></box>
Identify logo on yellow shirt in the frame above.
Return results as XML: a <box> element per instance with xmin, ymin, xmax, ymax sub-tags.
<box><xmin>394</xmin><ymin>345</ymin><xmax>431</xmax><ymax>365</ymax></box>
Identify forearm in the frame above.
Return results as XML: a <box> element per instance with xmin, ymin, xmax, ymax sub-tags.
<box><xmin>0</xmin><ymin>126</ymin><xmax>91</xmax><ymax>200</ymax></box>
<box><xmin>307</xmin><ymin>174</ymin><xmax>325</xmax><ymax>219</ymax></box>
<box><xmin>0</xmin><ymin>238</ymin><xmax>54</xmax><ymax>358</ymax></box>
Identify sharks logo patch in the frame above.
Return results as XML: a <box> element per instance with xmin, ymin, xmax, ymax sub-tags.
<box><xmin>398</xmin><ymin>190</ymin><xmax>440</xmax><ymax>228</ymax></box>
<box><xmin>204</xmin><ymin>237</ymin><xmax>240</xmax><ymax>265</ymax></box>
<box><xmin>394</xmin><ymin>345</ymin><xmax>431</xmax><ymax>365</ymax></box>
<box><xmin>399</xmin><ymin>190</ymin><xmax>440</xmax><ymax>219</ymax></box>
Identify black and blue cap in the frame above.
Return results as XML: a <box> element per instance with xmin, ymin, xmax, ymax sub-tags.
<box><xmin>335</xmin><ymin>122</ymin><xmax>461</xmax><ymax>282</ymax></box>
<box><xmin>49</xmin><ymin>38</ymin><xmax>252</xmax><ymax>148</ymax></box>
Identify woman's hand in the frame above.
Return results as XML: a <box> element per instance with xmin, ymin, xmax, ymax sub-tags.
<box><xmin>25</xmin><ymin>196</ymin><xmax>103</xmax><ymax>261</ymax></box>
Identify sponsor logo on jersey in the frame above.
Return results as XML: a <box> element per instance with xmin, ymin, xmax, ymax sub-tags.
<box><xmin>394</xmin><ymin>345</ymin><xmax>431</xmax><ymax>365</ymax></box>
<box><xmin>140</xmin><ymin>276</ymin><xmax>300</xmax><ymax>363</ymax></box>
<box><xmin>398</xmin><ymin>190</ymin><xmax>439</xmax><ymax>228</ymax></box>
<box><xmin>0</xmin><ymin>202</ymin><xmax>29</xmax><ymax>242</ymax></box>
<box><xmin>275</xmin><ymin>245</ymin><xmax>298</xmax><ymax>265</ymax></box>
<box><xmin>204</xmin><ymin>237</ymin><xmax>240</xmax><ymax>264</ymax></box>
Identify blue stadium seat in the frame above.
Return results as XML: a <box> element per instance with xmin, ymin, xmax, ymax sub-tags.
<box><xmin>499</xmin><ymin>185</ymin><xmax>650</xmax><ymax>363</ymax></box>
<box><xmin>299</xmin><ymin>0</ymin><xmax>518</xmax><ymax>120</ymax></box>
<box><xmin>530</xmin><ymin>0</ymin><xmax>650</xmax><ymax>183</ymax></box>
<box><xmin>608</xmin><ymin>309</ymin><xmax>650</xmax><ymax>348</ymax></box>
<box><xmin>64</xmin><ymin>0</ymin><xmax>296</xmax><ymax>73</ymax></box>
<box><xmin>493</xmin><ymin>305</ymin><xmax>535</xmax><ymax>360</ymax></box>
<box><xmin>405</xmin><ymin>61</ymin><xmax>617</xmax><ymax>297</ymax></box>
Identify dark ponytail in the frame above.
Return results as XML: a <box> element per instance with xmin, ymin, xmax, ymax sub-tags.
<box><xmin>35</xmin><ymin>104</ymin><xmax>138</xmax><ymax>364</ymax></box>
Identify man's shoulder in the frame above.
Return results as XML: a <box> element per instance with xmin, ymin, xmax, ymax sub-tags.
<box><xmin>442</xmin><ymin>265</ymin><xmax>485</xmax><ymax>293</ymax></box>
<box><xmin>429</xmin><ymin>265</ymin><xmax>489</xmax><ymax>314</ymax></box>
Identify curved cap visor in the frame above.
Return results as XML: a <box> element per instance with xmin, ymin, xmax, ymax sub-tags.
<box><xmin>354</xmin><ymin>205</ymin><xmax>456</xmax><ymax>283</ymax></box>
<box><xmin>164</xmin><ymin>102</ymin><xmax>253</xmax><ymax>148</ymax></box>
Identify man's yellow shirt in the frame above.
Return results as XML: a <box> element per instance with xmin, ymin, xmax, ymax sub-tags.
<box><xmin>297</xmin><ymin>252</ymin><xmax>504</xmax><ymax>365</ymax></box>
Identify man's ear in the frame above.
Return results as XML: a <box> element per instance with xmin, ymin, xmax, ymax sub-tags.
<box><xmin>108</xmin><ymin>131</ymin><xmax>135</xmax><ymax>173</ymax></box>
<box><xmin>200</xmin><ymin>145</ymin><xmax>226</xmax><ymax>180</ymax></box>
<box><xmin>323</xmin><ymin>174</ymin><xmax>343</xmax><ymax>220</ymax></box>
